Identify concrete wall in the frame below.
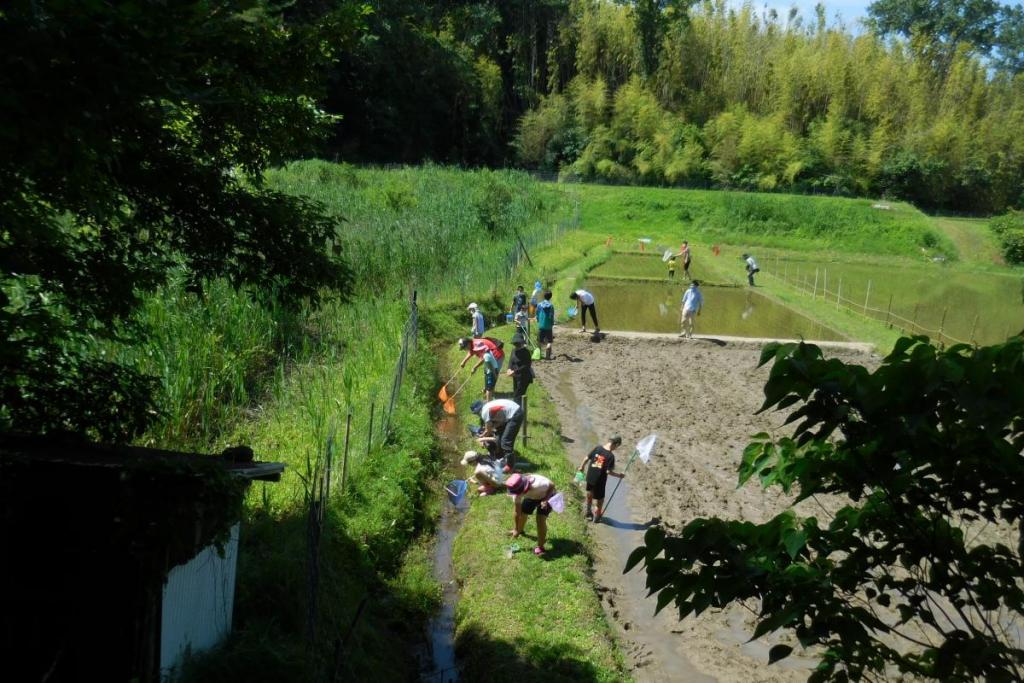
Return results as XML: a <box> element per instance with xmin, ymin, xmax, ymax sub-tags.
<box><xmin>159</xmin><ymin>523</ymin><xmax>240</xmax><ymax>679</ymax></box>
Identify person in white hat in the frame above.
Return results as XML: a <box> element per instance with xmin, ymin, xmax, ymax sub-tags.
<box><xmin>461</xmin><ymin>450</ymin><xmax>503</xmax><ymax>496</ymax></box>
<box><xmin>467</xmin><ymin>302</ymin><xmax>485</xmax><ymax>338</ymax></box>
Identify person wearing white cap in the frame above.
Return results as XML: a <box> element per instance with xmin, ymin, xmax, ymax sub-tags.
<box><xmin>467</xmin><ymin>302</ymin><xmax>485</xmax><ymax>337</ymax></box>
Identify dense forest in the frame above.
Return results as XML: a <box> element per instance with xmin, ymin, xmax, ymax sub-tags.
<box><xmin>316</xmin><ymin>0</ymin><xmax>1024</xmax><ymax>214</ymax></box>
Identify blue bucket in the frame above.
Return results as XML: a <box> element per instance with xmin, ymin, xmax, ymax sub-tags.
<box><xmin>505</xmin><ymin>313</ymin><xmax>513</xmax><ymax>322</ymax></box>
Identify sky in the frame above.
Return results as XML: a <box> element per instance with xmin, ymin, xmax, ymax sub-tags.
<box><xmin>726</xmin><ymin>0</ymin><xmax>874</xmax><ymax>28</ymax></box>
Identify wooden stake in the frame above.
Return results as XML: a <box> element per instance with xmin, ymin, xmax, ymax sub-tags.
<box><xmin>969</xmin><ymin>314</ymin><xmax>979</xmax><ymax>346</ymax></box>
<box><xmin>885</xmin><ymin>294</ymin><xmax>893</xmax><ymax>328</ymax></box>
<box><xmin>813</xmin><ymin>267</ymin><xmax>819</xmax><ymax>299</ymax></box>
<box><xmin>863</xmin><ymin>280</ymin><xmax>872</xmax><ymax>315</ymax></box>
<box><xmin>938</xmin><ymin>307</ymin><xmax>948</xmax><ymax>347</ymax></box>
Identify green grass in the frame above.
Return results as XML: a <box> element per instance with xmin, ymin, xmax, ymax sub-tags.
<box><xmin>932</xmin><ymin>216</ymin><xmax>1005</xmax><ymax>267</ymax></box>
<box><xmin>120</xmin><ymin>164</ymin><xmax>585</xmax><ymax>681</ymax></box>
<box><xmin>441</xmin><ymin>320</ymin><xmax>626</xmax><ymax>683</ymax></box>
<box><xmin>568</xmin><ymin>183</ymin><xmax>953</xmax><ymax>260</ymax></box>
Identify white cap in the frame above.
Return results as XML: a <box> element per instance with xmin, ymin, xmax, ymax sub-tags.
<box><xmin>461</xmin><ymin>450</ymin><xmax>481</xmax><ymax>466</ymax></box>
<box><xmin>467</xmin><ymin>303</ymin><xmax>478</xmax><ymax>310</ymax></box>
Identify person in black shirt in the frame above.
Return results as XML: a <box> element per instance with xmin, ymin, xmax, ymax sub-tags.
<box><xmin>577</xmin><ymin>435</ymin><xmax>624</xmax><ymax>522</ymax></box>
<box><xmin>506</xmin><ymin>333</ymin><xmax>533</xmax><ymax>405</ymax></box>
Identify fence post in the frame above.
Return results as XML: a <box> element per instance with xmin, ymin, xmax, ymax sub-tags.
<box><xmin>522</xmin><ymin>394</ymin><xmax>528</xmax><ymax>446</ymax></box>
<box><xmin>366</xmin><ymin>403</ymin><xmax>375</xmax><ymax>459</ymax></box>
<box><xmin>837</xmin><ymin>278</ymin><xmax>842</xmax><ymax>311</ymax></box>
<box><xmin>969</xmin><ymin>314</ymin><xmax>979</xmax><ymax>346</ymax></box>
<box><xmin>823</xmin><ymin>269</ymin><xmax>828</xmax><ymax>300</ymax></box>
<box><xmin>937</xmin><ymin>307</ymin><xmax>948</xmax><ymax>347</ymax></box>
<box><xmin>885</xmin><ymin>294</ymin><xmax>893</xmax><ymax>328</ymax></box>
<box><xmin>784</xmin><ymin>260</ymin><xmax>789</xmax><ymax>283</ymax></box>
<box><xmin>342</xmin><ymin>412</ymin><xmax>352</xmax><ymax>494</ymax></box>
<box><xmin>863</xmin><ymin>280</ymin><xmax>872</xmax><ymax>315</ymax></box>
<box><xmin>812</xmin><ymin>267</ymin><xmax>819</xmax><ymax>299</ymax></box>
<box><xmin>911</xmin><ymin>304</ymin><xmax>919</xmax><ymax>335</ymax></box>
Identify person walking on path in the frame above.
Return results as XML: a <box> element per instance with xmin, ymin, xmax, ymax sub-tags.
<box><xmin>506</xmin><ymin>333</ymin><xmax>533</xmax><ymax>405</ymax></box>
<box><xmin>679</xmin><ymin>280</ymin><xmax>703</xmax><ymax>339</ymax></box>
<box><xmin>570</xmin><ymin>289</ymin><xmax>599</xmax><ymax>333</ymax></box>
<box><xmin>470</xmin><ymin>398</ymin><xmax>523</xmax><ymax>470</ymax></box>
<box><xmin>536</xmin><ymin>289</ymin><xmax>555</xmax><ymax>360</ymax></box>
<box><xmin>667</xmin><ymin>256</ymin><xmax>676</xmax><ymax>279</ymax></box>
<box><xmin>459</xmin><ymin>336</ymin><xmax>504</xmax><ymax>401</ymax></box>
<box><xmin>468</xmin><ymin>302</ymin><xmax>485</xmax><ymax>337</ymax></box>
<box><xmin>577</xmin><ymin>436</ymin><xmax>624</xmax><ymax>522</ymax></box>
<box><xmin>506</xmin><ymin>472</ymin><xmax>557</xmax><ymax>555</ymax></box>
<box><xmin>742</xmin><ymin>253</ymin><xmax>759</xmax><ymax>286</ymax></box>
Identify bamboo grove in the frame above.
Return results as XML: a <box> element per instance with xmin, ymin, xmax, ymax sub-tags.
<box><xmin>319</xmin><ymin>1</ymin><xmax>1024</xmax><ymax>215</ymax></box>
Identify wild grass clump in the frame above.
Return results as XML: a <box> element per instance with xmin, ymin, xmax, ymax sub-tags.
<box><xmin>266</xmin><ymin>160</ymin><xmax>571</xmax><ymax>301</ymax></box>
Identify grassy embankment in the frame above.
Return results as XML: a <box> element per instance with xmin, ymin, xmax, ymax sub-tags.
<box><xmin>433</xmin><ymin>278</ymin><xmax>625</xmax><ymax>682</ymax></box>
<box><xmin>116</xmin><ymin>162</ymin><xmax>584</xmax><ymax>680</ymax></box>
<box><xmin>566</xmin><ymin>183</ymin><xmax>1024</xmax><ymax>349</ymax></box>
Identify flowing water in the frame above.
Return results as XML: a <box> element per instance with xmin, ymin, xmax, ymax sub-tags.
<box><xmin>584</xmin><ymin>279</ymin><xmax>844</xmax><ymax>341</ymax></box>
<box><xmin>423</xmin><ymin>416</ymin><xmax>467</xmax><ymax>683</ymax></box>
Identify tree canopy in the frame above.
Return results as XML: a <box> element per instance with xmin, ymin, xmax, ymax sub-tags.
<box><xmin>628</xmin><ymin>336</ymin><xmax>1024</xmax><ymax>681</ymax></box>
<box><xmin>0</xmin><ymin>0</ymin><xmax>359</xmax><ymax>440</ymax></box>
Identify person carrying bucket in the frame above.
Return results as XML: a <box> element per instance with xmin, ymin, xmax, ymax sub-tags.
<box><xmin>576</xmin><ymin>436</ymin><xmax>624</xmax><ymax>522</ymax></box>
<box><xmin>506</xmin><ymin>472</ymin><xmax>558</xmax><ymax>556</ymax></box>
<box><xmin>458</xmin><ymin>336</ymin><xmax>504</xmax><ymax>401</ymax></box>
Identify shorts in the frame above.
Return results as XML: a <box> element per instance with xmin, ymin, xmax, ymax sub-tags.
<box><xmin>586</xmin><ymin>477</ymin><xmax>608</xmax><ymax>500</ymax></box>
<box><xmin>538</xmin><ymin>328</ymin><xmax>554</xmax><ymax>344</ymax></box>
<box><xmin>521</xmin><ymin>497</ymin><xmax>552</xmax><ymax>517</ymax></box>
<box><xmin>483</xmin><ymin>366</ymin><xmax>497</xmax><ymax>390</ymax></box>
<box><xmin>682</xmin><ymin>308</ymin><xmax>697</xmax><ymax>320</ymax></box>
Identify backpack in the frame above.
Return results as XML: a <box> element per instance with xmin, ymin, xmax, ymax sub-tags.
<box><xmin>484</xmin><ymin>336</ymin><xmax>504</xmax><ymax>350</ymax></box>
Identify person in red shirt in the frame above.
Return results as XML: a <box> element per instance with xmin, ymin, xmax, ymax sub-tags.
<box><xmin>458</xmin><ymin>336</ymin><xmax>504</xmax><ymax>401</ymax></box>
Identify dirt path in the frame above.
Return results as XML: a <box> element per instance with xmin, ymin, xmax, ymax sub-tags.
<box><xmin>533</xmin><ymin>330</ymin><xmax>877</xmax><ymax>683</ymax></box>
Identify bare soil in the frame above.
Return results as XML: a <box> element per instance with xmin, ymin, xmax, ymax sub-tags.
<box><xmin>533</xmin><ymin>330</ymin><xmax>878</xmax><ymax>683</ymax></box>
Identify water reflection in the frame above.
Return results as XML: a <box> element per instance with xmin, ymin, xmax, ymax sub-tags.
<box><xmin>585</xmin><ymin>279</ymin><xmax>844</xmax><ymax>340</ymax></box>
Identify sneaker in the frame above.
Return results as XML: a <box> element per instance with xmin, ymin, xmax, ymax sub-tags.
<box><xmin>533</xmin><ymin>546</ymin><xmax>545</xmax><ymax>556</ymax></box>
<box><xmin>585</xmin><ymin>509</ymin><xmax>593</xmax><ymax>521</ymax></box>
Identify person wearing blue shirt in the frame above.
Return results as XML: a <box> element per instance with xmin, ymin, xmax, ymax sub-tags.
<box><xmin>535</xmin><ymin>290</ymin><xmax>555</xmax><ymax>359</ymax></box>
<box><xmin>680</xmin><ymin>280</ymin><xmax>703</xmax><ymax>339</ymax></box>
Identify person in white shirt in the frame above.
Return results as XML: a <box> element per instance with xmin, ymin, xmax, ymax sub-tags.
<box><xmin>467</xmin><ymin>302</ymin><xmax>485</xmax><ymax>337</ymax></box>
<box><xmin>505</xmin><ymin>472</ymin><xmax>557</xmax><ymax>556</ymax></box>
<box><xmin>679</xmin><ymin>280</ymin><xmax>703</xmax><ymax>338</ymax></box>
<box><xmin>470</xmin><ymin>398</ymin><xmax>522</xmax><ymax>470</ymax></box>
<box><xmin>569</xmin><ymin>289</ymin><xmax>599</xmax><ymax>333</ymax></box>
<box><xmin>742</xmin><ymin>254</ymin><xmax>759</xmax><ymax>286</ymax></box>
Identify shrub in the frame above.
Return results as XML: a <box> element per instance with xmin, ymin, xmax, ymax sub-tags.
<box><xmin>990</xmin><ymin>211</ymin><xmax>1024</xmax><ymax>264</ymax></box>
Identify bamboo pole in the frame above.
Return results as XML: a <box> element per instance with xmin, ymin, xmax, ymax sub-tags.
<box><xmin>863</xmin><ymin>280</ymin><xmax>872</xmax><ymax>315</ymax></box>
<box><xmin>937</xmin><ymin>307</ymin><xmax>948</xmax><ymax>347</ymax></box>
<box><xmin>837</xmin><ymin>278</ymin><xmax>842</xmax><ymax>311</ymax></box>
<box><xmin>969</xmin><ymin>314</ymin><xmax>979</xmax><ymax>346</ymax></box>
<box><xmin>812</xmin><ymin>267</ymin><xmax>819</xmax><ymax>299</ymax></box>
<box><xmin>885</xmin><ymin>294</ymin><xmax>893</xmax><ymax>328</ymax></box>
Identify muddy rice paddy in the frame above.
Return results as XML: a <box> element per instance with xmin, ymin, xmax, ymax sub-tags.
<box><xmin>533</xmin><ymin>330</ymin><xmax>878</xmax><ymax>683</ymax></box>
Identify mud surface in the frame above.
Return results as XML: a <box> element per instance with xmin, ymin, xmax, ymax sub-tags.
<box><xmin>534</xmin><ymin>329</ymin><xmax>877</xmax><ymax>683</ymax></box>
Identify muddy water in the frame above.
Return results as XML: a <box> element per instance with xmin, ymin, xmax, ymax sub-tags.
<box><xmin>423</xmin><ymin>416</ymin><xmax>468</xmax><ymax>683</ymax></box>
<box><xmin>553</xmin><ymin>368</ymin><xmax>716</xmax><ymax>683</ymax></box>
<box><xmin>585</xmin><ymin>279</ymin><xmax>844</xmax><ymax>341</ymax></box>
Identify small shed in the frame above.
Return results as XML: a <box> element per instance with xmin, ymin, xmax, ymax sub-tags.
<box><xmin>0</xmin><ymin>434</ymin><xmax>284</xmax><ymax>682</ymax></box>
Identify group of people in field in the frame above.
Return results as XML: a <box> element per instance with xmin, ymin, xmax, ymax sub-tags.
<box><xmin>672</xmin><ymin>242</ymin><xmax>760</xmax><ymax>338</ymax></box>
<box><xmin>452</xmin><ymin>240</ymin><xmax>760</xmax><ymax>555</ymax></box>
<box><xmin>453</xmin><ymin>281</ymin><xmax>630</xmax><ymax>556</ymax></box>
